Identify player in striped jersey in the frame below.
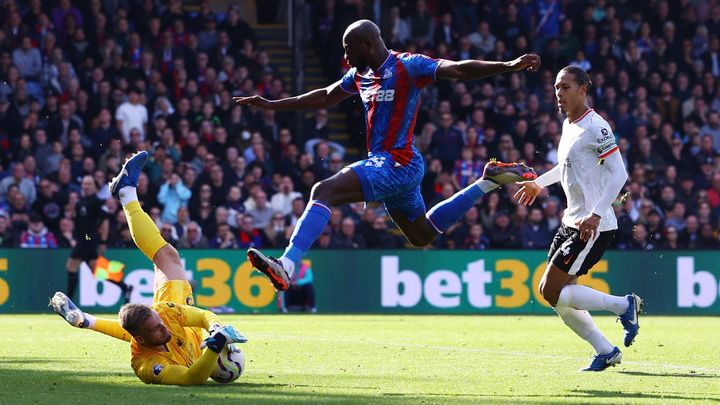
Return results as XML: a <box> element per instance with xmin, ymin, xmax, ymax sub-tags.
<box><xmin>234</xmin><ymin>20</ymin><xmax>540</xmax><ymax>291</ymax></box>
<box><xmin>515</xmin><ymin>66</ymin><xmax>643</xmax><ymax>371</ymax></box>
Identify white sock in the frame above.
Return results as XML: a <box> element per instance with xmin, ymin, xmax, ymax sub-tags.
<box><xmin>84</xmin><ymin>313</ymin><xmax>96</xmax><ymax>329</ymax></box>
<box><xmin>556</xmin><ymin>284</ymin><xmax>630</xmax><ymax>315</ymax></box>
<box><xmin>555</xmin><ymin>307</ymin><xmax>614</xmax><ymax>354</ymax></box>
<box><xmin>476</xmin><ymin>179</ymin><xmax>500</xmax><ymax>193</ymax></box>
<box><xmin>279</xmin><ymin>256</ymin><xmax>295</xmax><ymax>278</ymax></box>
<box><xmin>119</xmin><ymin>186</ymin><xmax>138</xmax><ymax>207</ymax></box>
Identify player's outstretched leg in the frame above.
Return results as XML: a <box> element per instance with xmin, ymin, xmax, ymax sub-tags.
<box><xmin>248</xmin><ymin>168</ymin><xmax>364</xmax><ymax>291</ymax></box>
<box><xmin>110</xmin><ymin>151</ymin><xmax>183</xmax><ymax>287</ymax></box>
<box><xmin>426</xmin><ymin>160</ymin><xmax>536</xmax><ymax>234</ymax></box>
<box><xmin>49</xmin><ymin>291</ymin><xmax>132</xmax><ymax>341</ymax></box>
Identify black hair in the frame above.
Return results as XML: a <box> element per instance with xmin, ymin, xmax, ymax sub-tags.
<box><xmin>560</xmin><ymin>65</ymin><xmax>593</xmax><ymax>88</ymax></box>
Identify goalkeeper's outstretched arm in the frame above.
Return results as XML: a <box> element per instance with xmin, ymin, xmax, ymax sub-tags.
<box><xmin>151</xmin><ymin>348</ymin><xmax>219</xmax><ymax>385</ymax></box>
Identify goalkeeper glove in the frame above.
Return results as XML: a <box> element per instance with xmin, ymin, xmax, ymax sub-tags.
<box><xmin>204</xmin><ymin>325</ymin><xmax>247</xmax><ymax>353</ymax></box>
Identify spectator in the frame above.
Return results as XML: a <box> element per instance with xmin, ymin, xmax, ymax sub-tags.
<box><xmin>32</xmin><ymin>177</ymin><xmax>65</xmax><ymax>233</ymax></box>
<box><xmin>0</xmin><ymin>163</ymin><xmax>36</xmax><ymax>204</ymax></box>
<box><xmin>364</xmin><ymin>216</ymin><xmax>405</xmax><ymax>249</ymax></box>
<box><xmin>208</xmin><ymin>223</ymin><xmax>238</xmax><ymax>249</ymax></box>
<box><xmin>521</xmin><ymin>208</ymin><xmax>553</xmax><ymax>249</ymax></box>
<box><xmin>270</xmin><ymin>176</ymin><xmax>302</xmax><ymax>216</ymax></box>
<box><xmin>236</xmin><ymin>215</ymin><xmax>271</xmax><ymax>249</ymax></box>
<box><xmin>330</xmin><ymin>218</ymin><xmax>366</xmax><ymax>249</ymax></box>
<box><xmin>57</xmin><ymin>217</ymin><xmax>75</xmax><ymax>248</ymax></box>
<box><xmin>157</xmin><ymin>173</ymin><xmax>191</xmax><ymax>224</ymax></box>
<box><xmin>0</xmin><ymin>215</ymin><xmax>15</xmax><ymax>247</ymax></box>
<box><xmin>246</xmin><ymin>191</ymin><xmax>273</xmax><ymax>229</ymax></box>
<box><xmin>462</xmin><ymin>224</ymin><xmax>491</xmax><ymax>250</ymax></box>
<box><xmin>20</xmin><ymin>214</ymin><xmax>57</xmax><ymax>248</ymax></box>
<box><xmin>115</xmin><ymin>87</ymin><xmax>148</xmax><ymax>144</ymax></box>
<box><xmin>430</xmin><ymin>113</ymin><xmax>464</xmax><ymax>171</ymax></box>
<box><xmin>265</xmin><ymin>211</ymin><xmax>290</xmax><ymax>248</ymax></box>
<box><xmin>159</xmin><ymin>222</ymin><xmax>179</xmax><ymax>247</ymax></box>
<box><xmin>12</xmin><ymin>36</ymin><xmax>42</xmax><ymax>82</ymax></box>
<box><xmin>468</xmin><ymin>21</ymin><xmax>495</xmax><ymax>55</ymax></box>
<box><xmin>490</xmin><ymin>211</ymin><xmax>520</xmax><ymax>248</ymax></box>
<box><xmin>701</xmin><ymin>112</ymin><xmax>720</xmax><ymax>152</ymax></box>
<box><xmin>177</xmin><ymin>221</ymin><xmax>209</xmax><ymax>249</ymax></box>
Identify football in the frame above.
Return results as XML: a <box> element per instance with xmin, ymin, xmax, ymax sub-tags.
<box><xmin>210</xmin><ymin>343</ymin><xmax>245</xmax><ymax>383</ymax></box>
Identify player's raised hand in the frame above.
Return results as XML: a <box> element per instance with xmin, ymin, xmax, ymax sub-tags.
<box><xmin>514</xmin><ymin>180</ymin><xmax>541</xmax><ymax>206</ymax></box>
<box><xmin>508</xmin><ymin>54</ymin><xmax>541</xmax><ymax>72</ymax></box>
<box><xmin>233</xmin><ymin>95</ymin><xmax>274</xmax><ymax>109</ymax></box>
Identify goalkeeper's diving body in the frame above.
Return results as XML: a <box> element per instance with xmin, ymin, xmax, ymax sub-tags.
<box><xmin>50</xmin><ymin>151</ymin><xmax>246</xmax><ymax>385</ymax></box>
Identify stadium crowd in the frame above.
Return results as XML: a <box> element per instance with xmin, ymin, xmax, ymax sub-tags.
<box><xmin>1</xmin><ymin>0</ymin><xmax>720</xmax><ymax>253</ymax></box>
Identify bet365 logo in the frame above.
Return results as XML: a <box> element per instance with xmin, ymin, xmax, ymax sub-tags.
<box><xmin>361</xmin><ymin>89</ymin><xmax>395</xmax><ymax>103</ymax></box>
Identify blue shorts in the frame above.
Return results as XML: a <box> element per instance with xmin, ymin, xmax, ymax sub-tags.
<box><xmin>349</xmin><ymin>148</ymin><xmax>426</xmax><ymax>221</ymax></box>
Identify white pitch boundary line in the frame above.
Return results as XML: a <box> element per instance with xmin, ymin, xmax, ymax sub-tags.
<box><xmin>251</xmin><ymin>333</ymin><xmax>720</xmax><ymax>374</ymax></box>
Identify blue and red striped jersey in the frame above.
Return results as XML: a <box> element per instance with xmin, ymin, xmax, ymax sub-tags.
<box><xmin>339</xmin><ymin>51</ymin><xmax>442</xmax><ymax>165</ymax></box>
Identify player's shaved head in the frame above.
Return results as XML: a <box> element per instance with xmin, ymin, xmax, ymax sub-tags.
<box><xmin>343</xmin><ymin>19</ymin><xmax>381</xmax><ymax>44</ymax></box>
<box><xmin>342</xmin><ymin>20</ymin><xmax>388</xmax><ymax>71</ymax></box>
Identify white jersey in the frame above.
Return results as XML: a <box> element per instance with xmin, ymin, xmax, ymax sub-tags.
<box><xmin>556</xmin><ymin>109</ymin><xmax>621</xmax><ymax>232</ymax></box>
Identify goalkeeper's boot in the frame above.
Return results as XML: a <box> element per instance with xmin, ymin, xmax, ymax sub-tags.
<box><xmin>580</xmin><ymin>346</ymin><xmax>622</xmax><ymax>372</ymax></box>
<box><xmin>618</xmin><ymin>293</ymin><xmax>644</xmax><ymax>347</ymax></box>
<box><xmin>49</xmin><ymin>292</ymin><xmax>88</xmax><ymax>328</ymax></box>
<box><xmin>109</xmin><ymin>150</ymin><xmax>150</xmax><ymax>199</ymax></box>
<box><xmin>482</xmin><ymin>159</ymin><xmax>537</xmax><ymax>185</ymax></box>
<box><xmin>247</xmin><ymin>248</ymin><xmax>290</xmax><ymax>291</ymax></box>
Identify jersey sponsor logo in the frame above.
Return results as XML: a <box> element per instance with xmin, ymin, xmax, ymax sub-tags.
<box><xmin>152</xmin><ymin>364</ymin><xmax>164</xmax><ymax>376</ymax></box>
<box><xmin>597</xmin><ymin>132</ymin><xmax>613</xmax><ymax>144</ymax></box>
<box><xmin>360</xmin><ymin>89</ymin><xmax>395</xmax><ymax>103</ymax></box>
<box><xmin>365</xmin><ymin>156</ymin><xmax>387</xmax><ymax>168</ymax></box>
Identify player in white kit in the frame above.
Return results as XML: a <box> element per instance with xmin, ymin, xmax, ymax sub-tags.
<box><xmin>514</xmin><ymin>66</ymin><xmax>643</xmax><ymax>372</ymax></box>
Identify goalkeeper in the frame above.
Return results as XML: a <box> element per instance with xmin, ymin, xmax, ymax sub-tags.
<box><xmin>50</xmin><ymin>151</ymin><xmax>245</xmax><ymax>385</ymax></box>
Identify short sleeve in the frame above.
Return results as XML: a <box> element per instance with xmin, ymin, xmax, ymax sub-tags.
<box><xmin>339</xmin><ymin>68</ymin><xmax>358</xmax><ymax>94</ymax></box>
<box><xmin>400</xmin><ymin>53</ymin><xmax>443</xmax><ymax>88</ymax></box>
<box><xmin>592</xmin><ymin>125</ymin><xmax>619</xmax><ymax>159</ymax></box>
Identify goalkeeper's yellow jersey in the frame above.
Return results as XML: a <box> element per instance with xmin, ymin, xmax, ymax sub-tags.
<box><xmin>130</xmin><ymin>301</ymin><xmax>217</xmax><ymax>384</ymax></box>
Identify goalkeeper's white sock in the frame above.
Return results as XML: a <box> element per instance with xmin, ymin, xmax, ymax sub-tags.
<box><xmin>83</xmin><ymin>313</ymin><xmax>96</xmax><ymax>329</ymax></box>
<box><xmin>554</xmin><ymin>307</ymin><xmax>614</xmax><ymax>355</ymax></box>
<box><xmin>119</xmin><ymin>186</ymin><xmax>138</xmax><ymax>207</ymax></box>
<box><xmin>556</xmin><ymin>284</ymin><xmax>629</xmax><ymax>315</ymax></box>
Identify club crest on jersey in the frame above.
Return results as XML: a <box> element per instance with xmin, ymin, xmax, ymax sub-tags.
<box><xmin>365</xmin><ymin>156</ymin><xmax>386</xmax><ymax>168</ymax></box>
<box><xmin>382</xmin><ymin>69</ymin><xmax>393</xmax><ymax>79</ymax></box>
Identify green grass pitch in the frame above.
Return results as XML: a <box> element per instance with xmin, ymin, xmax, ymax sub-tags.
<box><xmin>1</xmin><ymin>315</ymin><xmax>718</xmax><ymax>404</ymax></box>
